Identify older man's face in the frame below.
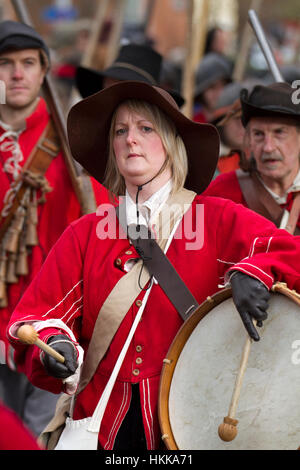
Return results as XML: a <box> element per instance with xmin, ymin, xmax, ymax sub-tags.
<box><xmin>248</xmin><ymin>116</ymin><xmax>300</xmax><ymax>185</ymax></box>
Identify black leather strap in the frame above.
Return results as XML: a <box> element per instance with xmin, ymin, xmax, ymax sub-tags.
<box><xmin>116</xmin><ymin>205</ymin><xmax>199</xmax><ymax>321</ymax></box>
<box><xmin>129</xmin><ymin>224</ymin><xmax>199</xmax><ymax>321</ymax></box>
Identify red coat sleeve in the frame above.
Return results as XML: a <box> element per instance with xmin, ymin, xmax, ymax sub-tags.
<box><xmin>213</xmin><ymin>197</ymin><xmax>300</xmax><ymax>290</ymax></box>
<box><xmin>7</xmin><ymin>221</ymin><xmax>85</xmax><ymax>393</ymax></box>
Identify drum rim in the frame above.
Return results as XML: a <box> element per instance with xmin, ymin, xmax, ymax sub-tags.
<box><xmin>158</xmin><ymin>282</ymin><xmax>300</xmax><ymax>450</ymax></box>
<box><xmin>158</xmin><ymin>287</ymin><xmax>232</xmax><ymax>450</ymax></box>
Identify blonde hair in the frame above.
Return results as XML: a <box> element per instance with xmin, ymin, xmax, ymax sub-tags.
<box><xmin>103</xmin><ymin>99</ymin><xmax>188</xmax><ymax>196</ymax></box>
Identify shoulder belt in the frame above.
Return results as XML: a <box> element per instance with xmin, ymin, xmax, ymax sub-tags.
<box><xmin>236</xmin><ymin>168</ymin><xmax>284</xmax><ymax>227</ymax></box>
<box><xmin>0</xmin><ymin>119</ymin><xmax>60</xmax><ymax>242</ymax></box>
<box><xmin>236</xmin><ymin>169</ymin><xmax>300</xmax><ymax>235</ymax></box>
<box><xmin>116</xmin><ymin>209</ymin><xmax>199</xmax><ymax>322</ymax></box>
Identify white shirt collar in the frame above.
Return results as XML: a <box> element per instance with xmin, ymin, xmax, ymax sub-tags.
<box><xmin>125</xmin><ymin>179</ymin><xmax>173</xmax><ymax>227</ymax></box>
<box><xmin>259</xmin><ymin>169</ymin><xmax>300</xmax><ymax>204</ymax></box>
<box><xmin>0</xmin><ymin>118</ymin><xmax>25</xmax><ymax>135</ymax></box>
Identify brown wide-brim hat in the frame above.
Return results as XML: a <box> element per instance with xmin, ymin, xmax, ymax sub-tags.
<box><xmin>240</xmin><ymin>82</ymin><xmax>300</xmax><ymax>127</ymax></box>
<box><xmin>67</xmin><ymin>81</ymin><xmax>219</xmax><ymax>194</ymax></box>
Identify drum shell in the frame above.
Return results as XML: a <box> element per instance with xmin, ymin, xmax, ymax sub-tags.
<box><xmin>159</xmin><ymin>285</ymin><xmax>300</xmax><ymax>450</ymax></box>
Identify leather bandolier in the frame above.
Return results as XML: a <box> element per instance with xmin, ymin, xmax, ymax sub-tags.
<box><xmin>0</xmin><ymin>120</ymin><xmax>60</xmax><ymax>307</ymax></box>
<box><xmin>236</xmin><ymin>168</ymin><xmax>300</xmax><ymax>236</ymax></box>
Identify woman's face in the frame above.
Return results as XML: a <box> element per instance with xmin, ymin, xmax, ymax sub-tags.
<box><xmin>112</xmin><ymin>103</ymin><xmax>169</xmax><ymax>189</ymax></box>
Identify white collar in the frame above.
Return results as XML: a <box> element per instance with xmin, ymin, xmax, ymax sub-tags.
<box><xmin>125</xmin><ymin>179</ymin><xmax>172</xmax><ymax>227</ymax></box>
<box><xmin>259</xmin><ymin>169</ymin><xmax>300</xmax><ymax>204</ymax></box>
<box><xmin>0</xmin><ymin>118</ymin><xmax>25</xmax><ymax>136</ymax></box>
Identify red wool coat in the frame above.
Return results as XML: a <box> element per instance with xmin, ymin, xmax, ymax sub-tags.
<box><xmin>7</xmin><ymin>195</ymin><xmax>300</xmax><ymax>449</ymax></box>
<box><xmin>0</xmin><ymin>98</ymin><xmax>108</xmax><ymax>366</ymax></box>
<box><xmin>203</xmin><ymin>170</ymin><xmax>300</xmax><ymax>230</ymax></box>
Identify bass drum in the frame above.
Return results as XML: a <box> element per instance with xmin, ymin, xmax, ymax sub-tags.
<box><xmin>158</xmin><ymin>284</ymin><xmax>300</xmax><ymax>450</ymax></box>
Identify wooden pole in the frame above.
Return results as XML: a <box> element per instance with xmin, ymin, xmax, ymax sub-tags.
<box><xmin>142</xmin><ymin>0</ymin><xmax>156</xmax><ymax>36</ymax></box>
<box><xmin>232</xmin><ymin>0</ymin><xmax>262</xmax><ymax>82</ymax></box>
<box><xmin>292</xmin><ymin>31</ymin><xmax>300</xmax><ymax>65</ymax></box>
<box><xmin>2</xmin><ymin>0</ymin><xmax>18</xmax><ymax>20</ymax></box>
<box><xmin>181</xmin><ymin>0</ymin><xmax>210</xmax><ymax>118</ymax></box>
<box><xmin>218</xmin><ymin>324</ymin><xmax>255</xmax><ymax>442</ymax></box>
<box><xmin>104</xmin><ymin>0</ymin><xmax>128</xmax><ymax>68</ymax></box>
<box><xmin>67</xmin><ymin>0</ymin><xmax>110</xmax><ymax>107</ymax></box>
<box><xmin>81</xmin><ymin>0</ymin><xmax>110</xmax><ymax>68</ymax></box>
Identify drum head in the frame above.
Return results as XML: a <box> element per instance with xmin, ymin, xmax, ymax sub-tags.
<box><xmin>159</xmin><ymin>287</ymin><xmax>300</xmax><ymax>450</ymax></box>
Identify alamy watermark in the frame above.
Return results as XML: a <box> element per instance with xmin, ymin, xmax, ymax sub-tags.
<box><xmin>95</xmin><ymin>202</ymin><xmax>205</xmax><ymax>250</ymax></box>
<box><xmin>291</xmin><ymin>340</ymin><xmax>300</xmax><ymax>365</ymax></box>
<box><xmin>0</xmin><ymin>80</ymin><xmax>5</xmax><ymax>104</ymax></box>
<box><xmin>291</xmin><ymin>80</ymin><xmax>300</xmax><ymax>105</ymax></box>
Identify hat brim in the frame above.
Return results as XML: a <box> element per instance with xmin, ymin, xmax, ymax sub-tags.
<box><xmin>241</xmin><ymin>99</ymin><xmax>300</xmax><ymax>127</ymax></box>
<box><xmin>67</xmin><ymin>81</ymin><xmax>219</xmax><ymax>194</ymax></box>
<box><xmin>195</xmin><ymin>75</ymin><xmax>232</xmax><ymax>99</ymax></box>
<box><xmin>240</xmin><ymin>85</ymin><xmax>300</xmax><ymax>127</ymax></box>
<box><xmin>0</xmin><ymin>36</ymin><xmax>50</xmax><ymax>64</ymax></box>
<box><xmin>75</xmin><ymin>65</ymin><xmax>156</xmax><ymax>99</ymax></box>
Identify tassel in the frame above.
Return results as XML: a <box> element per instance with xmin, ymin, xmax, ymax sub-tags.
<box><xmin>0</xmin><ymin>278</ymin><xmax>6</xmax><ymax>300</ymax></box>
<box><xmin>25</xmin><ymin>189</ymin><xmax>39</xmax><ymax>247</ymax></box>
<box><xmin>16</xmin><ymin>236</ymin><xmax>29</xmax><ymax>277</ymax></box>
<box><xmin>6</xmin><ymin>253</ymin><xmax>18</xmax><ymax>284</ymax></box>
<box><xmin>0</xmin><ymin>251</ymin><xmax>7</xmax><ymax>301</ymax></box>
<box><xmin>0</xmin><ymin>294</ymin><xmax>8</xmax><ymax>308</ymax></box>
<box><xmin>3</xmin><ymin>204</ymin><xmax>26</xmax><ymax>253</ymax></box>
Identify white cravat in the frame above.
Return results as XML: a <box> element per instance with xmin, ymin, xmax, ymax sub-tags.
<box><xmin>0</xmin><ymin>120</ymin><xmax>25</xmax><ymax>180</ymax></box>
<box><xmin>125</xmin><ymin>179</ymin><xmax>172</xmax><ymax>229</ymax></box>
<box><xmin>124</xmin><ymin>179</ymin><xmax>173</xmax><ymax>272</ymax></box>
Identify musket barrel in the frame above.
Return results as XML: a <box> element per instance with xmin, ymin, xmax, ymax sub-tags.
<box><xmin>11</xmin><ymin>0</ymin><xmax>32</xmax><ymax>25</ymax></box>
<box><xmin>248</xmin><ymin>9</ymin><xmax>285</xmax><ymax>83</ymax></box>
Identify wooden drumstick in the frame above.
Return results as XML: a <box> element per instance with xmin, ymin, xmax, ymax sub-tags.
<box><xmin>17</xmin><ymin>324</ymin><xmax>65</xmax><ymax>364</ymax></box>
<box><xmin>218</xmin><ymin>327</ymin><xmax>255</xmax><ymax>442</ymax></box>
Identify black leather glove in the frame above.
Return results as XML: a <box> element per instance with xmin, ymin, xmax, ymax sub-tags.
<box><xmin>42</xmin><ymin>334</ymin><xmax>78</xmax><ymax>379</ymax></box>
<box><xmin>230</xmin><ymin>271</ymin><xmax>270</xmax><ymax>341</ymax></box>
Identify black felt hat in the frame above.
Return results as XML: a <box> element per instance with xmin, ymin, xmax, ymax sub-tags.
<box><xmin>67</xmin><ymin>81</ymin><xmax>219</xmax><ymax>195</ymax></box>
<box><xmin>0</xmin><ymin>20</ymin><xmax>50</xmax><ymax>62</ymax></box>
<box><xmin>240</xmin><ymin>82</ymin><xmax>300</xmax><ymax>127</ymax></box>
<box><xmin>194</xmin><ymin>53</ymin><xmax>232</xmax><ymax>99</ymax></box>
<box><xmin>75</xmin><ymin>43</ymin><xmax>184</xmax><ymax>107</ymax></box>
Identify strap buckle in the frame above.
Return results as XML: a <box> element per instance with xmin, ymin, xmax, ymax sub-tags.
<box><xmin>37</xmin><ymin>138</ymin><xmax>60</xmax><ymax>158</ymax></box>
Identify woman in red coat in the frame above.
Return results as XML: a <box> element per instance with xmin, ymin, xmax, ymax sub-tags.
<box><xmin>7</xmin><ymin>81</ymin><xmax>300</xmax><ymax>450</ymax></box>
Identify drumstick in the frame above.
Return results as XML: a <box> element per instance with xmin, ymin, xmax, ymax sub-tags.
<box><xmin>218</xmin><ymin>326</ymin><xmax>255</xmax><ymax>442</ymax></box>
<box><xmin>17</xmin><ymin>324</ymin><xmax>65</xmax><ymax>364</ymax></box>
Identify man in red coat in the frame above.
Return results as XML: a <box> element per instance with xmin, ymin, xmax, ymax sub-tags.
<box><xmin>0</xmin><ymin>20</ymin><xmax>106</xmax><ymax>436</ymax></box>
<box><xmin>6</xmin><ymin>81</ymin><xmax>300</xmax><ymax>450</ymax></box>
<box><xmin>204</xmin><ymin>83</ymin><xmax>300</xmax><ymax>234</ymax></box>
